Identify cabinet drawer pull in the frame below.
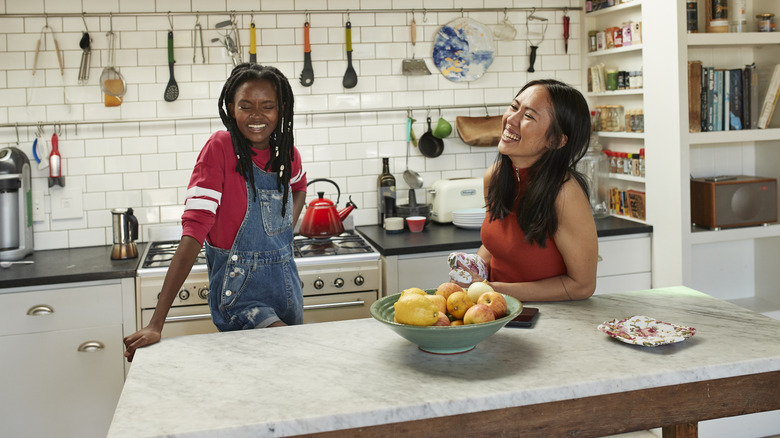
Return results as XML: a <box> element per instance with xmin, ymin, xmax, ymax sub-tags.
<box><xmin>165</xmin><ymin>313</ymin><xmax>212</xmax><ymax>323</ymax></box>
<box><xmin>598</xmin><ymin>255</ymin><xmax>603</xmax><ymax>262</ymax></box>
<box><xmin>26</xmin><ymin>305</ymin><xmax>55</xmax><ymax>316</ymax></box>
<box><xmin>77</xmin><ymin>341</ymin><xmax>105</xmax><ymax>353</ymax></box>
<box><xmin>304</xmin><ymin>300</ymin><xmax>365</xmax><ymax>311</ymax></box>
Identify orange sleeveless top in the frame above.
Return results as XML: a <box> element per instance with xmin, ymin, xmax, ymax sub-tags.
<box><xmin>480</xmin><ymin>168</ymin><xmax>566</xmax><ymax>283</ymax></box>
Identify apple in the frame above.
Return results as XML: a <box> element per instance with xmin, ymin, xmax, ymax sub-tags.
<box><xmin>467</xmin><ymin>281</ymin><xmax>494</xmax><ymax>303</ymax></box>
<box><xmin>477</xmin><ymin>291</ymin><xmax>507</xmax><ymax>319</ymax></box>
<box><xmin>463</xmin><ymin>303</ymin><xmax>496</xmax><ymax>325</ymax></box>
<box><xmin>446</xmin><ymin>291</ymin><xmax>474</xmax><ymax>320</ymax></box>
<box><xmin>450</xmin><ymin>319</ymin><xmax>464</xmax><ymax>326</ymax></box>
<box><xmin>433</xmin><ymin>312</ymin><xmax>451</xmax><ymax>326</ymax></box>
<box><xmin>424</xmin><ymin>294</ymin><xmax>447</xmax><ymax>315</ymax></box>
<box><xmin>435</xmin><ymin>282</ymin><xmax>463</xmax><ymax>301</ymax></box>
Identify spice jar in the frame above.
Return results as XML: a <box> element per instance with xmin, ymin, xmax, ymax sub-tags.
<box><xmin>606</xmin><ymin>69</ymin><xmax>619</xmax><ymax>91</ymax></box>
<box><xmin>588</xmin><ymin>31</ymin><xmax>599</xmax><ymax>52</ymax></box>
<box><xmin>757</xmin><ymin>14</ymin><xmax>776</xmax><ymax>32</ymax></box>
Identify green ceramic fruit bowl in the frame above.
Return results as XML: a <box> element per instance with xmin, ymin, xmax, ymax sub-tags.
<box><xmin>370</xmin><ymin>289</ymin><xmax>523</xmax><ymax>354</ymax></box>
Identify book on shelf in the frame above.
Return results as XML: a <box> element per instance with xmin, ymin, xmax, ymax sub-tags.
<box><xmin>748</xmin><ymin>63</ymin><xmax>758</xmax><ymax>129</ymax></box>
<box><xmin>701</xmin><ymin>67</ymin><xmax>709</xmax><ymax>132</ymax></box>
<box><xmin>723</xmin><ymin>69</ymin><xmax>730</xmax><ymax>131</ymax></box>
<box><xmin>688</xmin><ymin>61</ymin><xmax>702</xmax><ymax>133</ymax></box>
<box><xmin>729</xmin><ymin>68</ymin><xmax>743</xmax><ymax>130</ymax></box>
<box><xmin>707</xmin><ymin>66</ymin><xmax>716</xmax><ymax>131</ymax></box>
<box><xmin>757</xmin><ymin>64</ymin><xmax>780</xmax><ymax>129</ymax></box>
<box><xmin>714</xmin><ymin>69</ymin><xmax>723</xmax><ymax>131</ymax></box>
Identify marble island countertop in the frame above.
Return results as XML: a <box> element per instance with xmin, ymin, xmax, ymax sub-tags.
<box><xmin>109</xmin><ymin>286</ymin><xmax>780</xmax><ymax>437</ymax></box>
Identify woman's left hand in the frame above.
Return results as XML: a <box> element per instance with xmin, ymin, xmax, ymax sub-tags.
<box><xmin>450</xmin><ymin>260</ymin><xmax>486</xmax><ymax>289</ymax></box>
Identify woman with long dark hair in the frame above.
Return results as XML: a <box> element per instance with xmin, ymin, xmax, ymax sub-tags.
<box><xmin>124</xmin><ymin>64</ymin><xmax>307</xmax><ymax>361</ymax></box>
<box><xmin>455</xmin><ymin>79</ymin><xmax>598</xmax><ymax>302</ymax></box>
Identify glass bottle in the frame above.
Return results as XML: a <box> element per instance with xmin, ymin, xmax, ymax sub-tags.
<box><xmin>577</xmin><ymin>135</ymin><xmax>610</xmax><ymax>218</ymax></box>
<box><xmin>377</xmin><ymin>157</ymin><xmax>396</xmax><ymax>223</ymax></box>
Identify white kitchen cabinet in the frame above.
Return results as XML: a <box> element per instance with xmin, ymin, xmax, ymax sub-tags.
<box><xmin>0</xmin><ymin>279</ymin><xmax>132</xmax><ymax>438</ymax></box>
<box><xmin>383</xmin><ymin>234</ymin><xmax>651</xmax><ymax>296</ymax></box>
<box><xmin>594</xmin><ymin>234</ymin><xmax>652</xmax><ymax>294</ymax></box>
<box><xmin>383</xmin><ymin>248</ymin><xmax>480</xmax><ymax>294</ymax></box>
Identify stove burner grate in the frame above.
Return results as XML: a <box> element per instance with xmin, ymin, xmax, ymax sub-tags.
<box><xmin>142</xmin><ymin>240</ymin><xmax>206</xmax><ymax>269</ymax></box>
<box><xmin>293</xmin><ymin>233</ymin><xmax>374</xmax><ymax>258</ymax></box>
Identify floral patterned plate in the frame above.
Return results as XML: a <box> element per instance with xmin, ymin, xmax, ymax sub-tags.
<box><xmin>598</xmin><ymin>315</ymin><xmax>696</xmax><ymax>347</ymax></box>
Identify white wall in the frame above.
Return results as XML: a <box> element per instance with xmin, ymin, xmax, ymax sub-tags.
<box><xmin>0</xmin><ymin>0</ymin><xmax>581</xmax><ymax>250</ymax></box>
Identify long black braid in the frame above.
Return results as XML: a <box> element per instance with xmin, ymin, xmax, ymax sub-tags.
<box><xmin>217</xmin><ymin>63</ymin><xmax>296</xmax><ymax>217</ymax></box>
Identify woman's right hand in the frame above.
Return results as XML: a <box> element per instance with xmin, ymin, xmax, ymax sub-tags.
<box><xmin>123</xmin><ymin>326</ymin><xmax>162</xmax><ymax>362</ymax></box>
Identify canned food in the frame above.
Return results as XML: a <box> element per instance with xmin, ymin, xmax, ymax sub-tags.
<box><xmin>756</xmin><ymin>13</ymin><xmax>776</xmax><ymax>32</ymax></box>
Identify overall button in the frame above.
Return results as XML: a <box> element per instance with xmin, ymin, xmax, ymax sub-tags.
<box><xmin>231</xmin><ymin>255</ymin><xmax>238</xmax><ymax>261</ymax></box>
<box><xmin>225</xmin><ymin>290</ymin><xmax>233</xmax><ymax>296</ymax></box>
<box><xmin>229</xmin><ymin>272</ymin><xmax>236</xmax><ymax>278</ymax></box>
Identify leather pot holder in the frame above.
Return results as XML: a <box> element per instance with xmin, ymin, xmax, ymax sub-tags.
<box><xmin>455</xmin><ymin>116</ymin><xmax>502</xmax><ymax>147</ymax></box>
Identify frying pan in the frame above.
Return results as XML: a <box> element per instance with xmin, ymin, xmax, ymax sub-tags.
<box><xmin>418</xmin><ymin>117</ymin><xmax>443</xmax><ymax>158</ymax></box>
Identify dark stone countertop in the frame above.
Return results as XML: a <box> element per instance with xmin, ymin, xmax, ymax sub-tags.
<box><xmin>357</xmin><ymin>217</ymin><xmax>652</xmax><ymax>257</ymax></box>
<box><xmin>0</xmin><ymin>244</ymin><xmax>146</xmax><ymax>290</ymax></box>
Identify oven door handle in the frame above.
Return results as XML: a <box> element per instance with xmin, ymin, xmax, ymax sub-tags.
<box><xmin>165</xmin><ymin>313</ymin><xmax>213</xmax><ymax>323</ymax></box>
<box><xmin>304</xmin><ymin>300</ymin><xmax>365</xmax><ymax>311</ymax></box>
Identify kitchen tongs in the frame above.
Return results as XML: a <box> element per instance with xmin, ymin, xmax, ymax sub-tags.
<box><xmin>32</xmin><ymin>22</ymin><xmax>64</xmax><ymax>76</ymax></box>
<box><xmin>525</xmin><ymin>8</ymin><xmax>549</xmax><ymax>73</ymax></box>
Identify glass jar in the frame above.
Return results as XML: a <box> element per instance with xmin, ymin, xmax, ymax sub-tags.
<box><xmin>577</xmin><ymin>135</ymin><xmax>610</xmax><ymax>218</ymax></box>
<box><xmin>756</xmin><ymin>14</ymin><xmax>776</xmax><ymax>32</ymax></box>
<box><xmin>588</xmin><ymin>31</ymin><xmax>598</xmax><ymax>52</ymax></box>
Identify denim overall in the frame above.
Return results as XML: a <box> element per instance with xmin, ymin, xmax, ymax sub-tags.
<box><xmin>205</xmin><ymin>163</ymin><xmax>303</xmax><ymax>331</ymax></box>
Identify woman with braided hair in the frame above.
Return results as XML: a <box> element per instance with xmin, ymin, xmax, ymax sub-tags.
<box><xmin>124</xmin><ymin>63</ymin><xmax>307</xmax><ymax>361</ymax></box>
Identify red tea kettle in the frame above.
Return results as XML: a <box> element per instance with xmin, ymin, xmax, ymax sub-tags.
<box><xmin>299</xmin><ymin>178</ymin><xmax>357</xmax><ymax>238</ymax></box>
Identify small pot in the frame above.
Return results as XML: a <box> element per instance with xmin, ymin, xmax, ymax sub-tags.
<box><xmin>418</xmin><ymin>117</ymin><xmax>444</xmax><ymax>158</ymax></box>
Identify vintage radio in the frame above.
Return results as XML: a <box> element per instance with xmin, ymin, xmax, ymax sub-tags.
<box><xmin>690</xmin><ymin>175</ymin><xmax>777</xmax><ymax>229</ymax></box>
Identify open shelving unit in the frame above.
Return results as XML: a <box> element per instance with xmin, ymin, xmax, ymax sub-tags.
<box><xmin>583</xmin><ymin>0</ymin><xmax>646</xmax><ymax>225</ymax></box>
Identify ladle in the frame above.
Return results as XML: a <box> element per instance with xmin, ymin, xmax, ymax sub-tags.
<box><xmin>403</xmin><ymin>117</ymin><xmax>423</xmax><ymax>189</ymax></box>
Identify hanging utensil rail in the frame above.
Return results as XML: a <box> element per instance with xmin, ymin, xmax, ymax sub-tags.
<box><xmin>0</xmin><ymin>103</ymin><xmax>507</xmax><ymax>132</ymax></box>
<box><xmin>7</xmin><ymin>7</ymin><xmax>579</xmax><ymax>19</ymax></box>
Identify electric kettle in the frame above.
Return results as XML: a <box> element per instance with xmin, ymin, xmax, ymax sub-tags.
<box><xmin>111</xmin><ymin>208</ymin><xmax>139</xmax><ymax>260</ymax></box>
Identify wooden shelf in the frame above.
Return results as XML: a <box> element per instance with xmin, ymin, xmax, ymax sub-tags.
<box><xmin>687</xmin><ymin>32</ymin><xmax>780</xmax><ymax>47</ymax></box>
<box><xmin>598</xmin><ymin>131</ymin><xmax>645</xmax><ymax>139</ymax></box>
<box><xmin>688</xmin><ymin>128</ymin><xmax>780</xmax><ymax>144</ymax></box>
<box><xmin>610</xmin><ymin>173</ymin><xmax>645</xmax><ymax>183</ymax></box>
<box><xmin>586</xmin><ymin>44</ymin><xmax>643</xmax><ymax>58</ymax></box>
<box><xmin>585</xmin><ymin>1</ymin><xmax>641</xmax><ymax>17</ymax></box>
<box><xmin>689</xmin><ymin>223</ymin><xmax>780</xmax><ymax>244</ymax></box>
<box><xmin>587</xmin><ymin>89</ymin><xmax>644</xmax><ymax>97</ymax></box>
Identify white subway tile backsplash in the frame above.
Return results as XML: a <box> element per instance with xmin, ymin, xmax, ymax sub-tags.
<box><xmin>3</xmin><ymin>0</ymin><xmax>582</xmax><ymax>249</ymax></box>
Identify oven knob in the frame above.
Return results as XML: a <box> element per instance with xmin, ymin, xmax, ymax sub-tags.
<box><xmin>334</xmin><ymin>278</ymin><xmax>344</xmax><ymax>288</ymax></box>
<box><xmin>198</xmin><ymin>287</ymin><xmax>209</xmax><ymax>300</ymax></box>
<box><xmin>314</xmin><ymin>278</ymin><xmax>324</xmax><ymax>289</ymax></box>
<box><xmin>354</xmin><ymin>275</ymin><xmax>365</xmax><ymax>286</ymax></box>
<box><xmin>179</xmin><ymin>289</ymin><xmax>190</xmax><ymax>301</ymax></box>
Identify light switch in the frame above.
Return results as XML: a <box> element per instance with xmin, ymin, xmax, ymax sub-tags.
<box><xmin>50</xmin><ymin>185</ymin><xmax>84</xmax><ymax>220</ymax></box>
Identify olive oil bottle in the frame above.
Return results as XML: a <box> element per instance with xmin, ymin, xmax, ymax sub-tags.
<box><xmin>377</xmin><ymin>158</ymin><xmax>396</xmax><ymax>223</ymax></box>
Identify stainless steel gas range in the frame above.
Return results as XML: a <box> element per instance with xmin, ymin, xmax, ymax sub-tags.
<box><xmin>135</xmin><ymin>231</ymin><xmax>382</xmax><ymax>339</ymax></box>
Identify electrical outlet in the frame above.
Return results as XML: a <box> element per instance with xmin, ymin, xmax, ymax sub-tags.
<box><xmin>32</xmin><ymin>190</ymin><xmax>45</xmax><ymax>222</ymax></box>
<box><xmin>50</xmin><ymin>185</ymin><xmax>84</xmax><ymax>220</ymax></box>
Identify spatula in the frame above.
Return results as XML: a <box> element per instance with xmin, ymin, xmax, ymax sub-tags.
<box><xmin>342</xmin><ymin>21</ymin><xmax>357</xmax><ymax>89</ymax></box>
<box><xmin>300</xmin><ymin>21</ymin><xmax>314</xmax><ymax>86</ymax></box>
<box><xmin>164</xmin><ymin>31</ymin><xmax>179</xmax><ymax>102</ymax></box>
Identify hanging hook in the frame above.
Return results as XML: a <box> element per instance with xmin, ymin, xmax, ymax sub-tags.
<box><xmin>109</xmin><ymin>12</ymin><xmax>113</xmax><ymax>33</ymax></box>
<box><xmin>460</xmin><ymin>8</ymin><xmax>465</xmax><ymax>18</ymax></box>
<box><xmin>484</xmin><ymin>105</ymin><xmax>489</xmax><ymax>117</ymax></box>
<box><xmin>81</xmin><ymin>12</ymin><xmax>89</xmax><ymax>32</ymax></box>
<box><xmin>305</xmin><ymin>11</ymin><xmax>311</xmax><ymax>23</ymax></box>
<box><xmin>345</xmin><ymin>10</ymin><xmax>350</xmax><ymax>23</ymax></box>
<box><xmin>36</xmin><ymin>123</ymin><xmax>44</xmax><ymax>138</ymax></box>
<box><xmin>423</xmin><ymin>9</ymin><xmax>428</xmax><ymax>23</ymax></box>
<box><xmin>14</xmin><ymin>123</ymin><xmax>20</xmax><ymax>145</ymax></box>
<box><xmin>168</xmin><ymin>11</ymin><xmax>174</xmax><ymax>31</ymax></box>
